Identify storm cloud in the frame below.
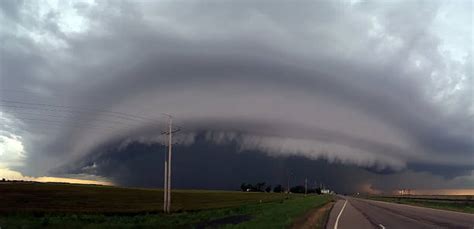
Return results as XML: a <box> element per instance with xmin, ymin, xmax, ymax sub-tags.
<box><xmin>0</xmin><ymin>0</ymin><xmax>472</xmax><ymax>193</ymax></box>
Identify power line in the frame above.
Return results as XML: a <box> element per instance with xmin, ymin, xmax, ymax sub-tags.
<box><xmin>6</xmin><ymin>120</ymin><xmax>119</xmax><ymax>136</ymax></box>
<box><xmin>1</xmin><ymin>110</ymin><xmax>130</xmax><ymax>126</ymax></box>
<box><xmin>0</xmin><ymin>99</ymin><xmax>157</xmax><ymax>122</ymax></box>
<box><xmin>0</xmin><ymin>103</ymin><xmax>145</xmax><ymax>123</ymax></box>
<box><xmin>1</xmin><ymin>104</ymin><xmax>170</xmax><ymax>135</ymax></box>
<box><xmin>11</xmin><ymin>117</ymin><xmax>119</xmax><ymax>131</ymax></box>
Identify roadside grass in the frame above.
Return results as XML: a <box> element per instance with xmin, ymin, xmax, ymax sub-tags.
<box><xmin>314</xmin><ymin>201</ymin><xmax>335</xmax><ymax>229</ymax></box>
<box><xmin>224</xmin><ymin>195</ymin><xmax>332</xmax><ymax>229</ymax></box>
<box><xmin>0</xmin><ymin>182</ymin><xmax>333</xmax><ymax>228</ymax></box>
<box><xmin>0</xmin><ymin>195</ymin><xmax>332</xmax><ymax>228</ymax></box>
<box><xmin>367</xmin><ymin>196</ymin><xmax>474</xmax><ymax>214</ymax></box>
<box><xmin>0</xmin><ymin>208</ymin><xmax>247</xmax><ymax>228</ymax></box>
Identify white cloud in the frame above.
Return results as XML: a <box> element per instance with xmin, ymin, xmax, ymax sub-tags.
<box><xmin>0</xmin><ymin>134</ymin><xmax>25</xmax><ymax>168</ymax></box>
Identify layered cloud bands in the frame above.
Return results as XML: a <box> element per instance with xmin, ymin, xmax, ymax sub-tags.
<box><xmin>0</xmin><ymin>0</ymin><xmax>472</xmax><ymax>191</ymax></box>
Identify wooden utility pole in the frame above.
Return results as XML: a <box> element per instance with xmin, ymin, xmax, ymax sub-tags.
<box><xmin>287</xmin><ymin>171</ymin><xmax>291</xmax><ymax>198</ymax></box>
<box><xmin>305</xmin><ymin>178</ymin><xmax>308</xmax><ymax>196</ymax></box>
<box><xmin>163</xmin><ymin>160</ymin><xmax>168</xmax><ymax>212</ymax></box>
<box><xmin>161</xmin><ymin>114</ymin><xmax>172</xmax><ymax>213</ymax></box>
<box><xmin>166</xmin><ymin>116</ymin><xmax>172</xmax><ymax>213</ymax></box>
<box><xmin>161</xmin><ymin>114</ymin><xmax>179</xmax><ymax>213</ymax></box>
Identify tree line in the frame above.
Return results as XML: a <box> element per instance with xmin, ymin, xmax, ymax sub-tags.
<box><xmin>240</xmin><ymin>182</ymin><xmax>323</xmax><ymax>194</ymax></box>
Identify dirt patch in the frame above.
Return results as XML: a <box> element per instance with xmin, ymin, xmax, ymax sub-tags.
<box><xmin>291</xmin><ymin>201</ymin><xmax>335</xmax><ymax>229</ymax></box>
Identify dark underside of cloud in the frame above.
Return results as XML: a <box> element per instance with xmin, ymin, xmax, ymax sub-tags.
<box><xmin>60</xmin><ymin>132</ymin><xmax>473</xmax><ymax>193</ymax></box>
<box><xmin>61</xmin><ymin>133</ymin><xmax>374</xmax><ymax>193</ymax></box>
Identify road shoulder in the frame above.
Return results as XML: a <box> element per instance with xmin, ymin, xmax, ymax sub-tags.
<box><xmin>326</xmin><ymin>197</ymin><xmax>374</xmax><ymax>229</ymax></box>
<box><xmin>291</xmin><ymin>200</ymin><xmax>335</xmax><ymax>229</ymax></box>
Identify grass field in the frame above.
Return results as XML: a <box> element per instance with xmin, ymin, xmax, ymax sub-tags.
<box><xmin>0</xmin><ymin>182</ymin><xmax>333</xmax><ymax>228</ymax></box>
<box><xmin>366</xmin><ymin>195</ymin><xmax>474</xmax><ymax>214</ymax></box>
<box><xmin>0</xmin><ymin>182</ymin><xmax>286</xmax><ymax>213</ymax></box>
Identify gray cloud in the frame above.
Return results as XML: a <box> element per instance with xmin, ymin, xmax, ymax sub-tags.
<box><xmin>0</xmin><ymin>0</ymin><xmax>472</xmax><ymax>191</ymax></box>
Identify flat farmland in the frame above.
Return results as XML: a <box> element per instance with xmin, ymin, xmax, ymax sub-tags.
<box><xmin>0</xmin><ymin>182</ymin><xmax>333</xmax><ymax>228</ymax></box>
<box><xmin>0</xmin><ymin>182</ymin><xmax>287</xmax><ymax>213</ymax></box>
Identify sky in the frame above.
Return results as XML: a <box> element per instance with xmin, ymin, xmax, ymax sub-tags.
<box><xmin>0</xmin><ymin>0</ymin><xmax>473</xmax><ymax>194</ymax></box>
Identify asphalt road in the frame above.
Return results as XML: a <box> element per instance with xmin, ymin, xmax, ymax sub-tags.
<box><xmin>326</xmin><ymin>196</ymin><xmax>474</xmax><ymax>229</ymax></box>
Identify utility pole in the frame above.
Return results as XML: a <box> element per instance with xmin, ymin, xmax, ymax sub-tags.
<box><xmin>161</xmin><ymin>113</ymin><xmax>180</xmax><ymax>213</ymax></box>
<box><xmin>163</xmin><ymin>159</ymin><xmax>168</xmax><ymax>212</ymax></box>
<box><xmin>305</xmin><ymin>178</ymin><xmax>308</xmax><ymax>196</ymax></box>
<box><xmin>166</xmin><ymin>115</ymin><xmax>172</xmax><ymax>213</ymax></box>
<box><xmin>287</xmin><ymin>171</ymin><xmax>291</xmax><ymax>198</ymax></box>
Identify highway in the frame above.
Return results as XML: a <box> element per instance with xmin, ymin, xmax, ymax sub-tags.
<box><xmin>326</xmin><ymin>196</ymin><xmax>474</xmax><ymax>229</ymax></box>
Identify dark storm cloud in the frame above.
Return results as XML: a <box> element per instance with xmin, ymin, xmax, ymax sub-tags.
<box><xmin>0</xmin><ymin>0</ymin><xmax>472</xmax><ymax>191</ymax></box>
<box><xmin>62</xmin><ymin>134</ymin><xmax>472</xmax><ymax>193</ymax></box>
<box><xmin>58</xmin><ymin>133</ymin><xmax>381</xmax><ymax>193</ymax></box>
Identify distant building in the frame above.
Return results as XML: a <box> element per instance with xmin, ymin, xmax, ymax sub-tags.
<box><xmin>398</xmin><ymin>189</ymin><xmax>411</xmax><ymax>195</ymax></box>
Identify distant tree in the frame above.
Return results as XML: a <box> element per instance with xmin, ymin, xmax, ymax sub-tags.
<box><xmin>255</xmin><ymin>182</ymin><xmax>266</xmax><ymax>192</ymax></box>
<box><xmin>240</xmin><ymin>183</ymin><xmax>247</xmax><ymax>191</ymax></box>
<box><xmin>290</xmin><ymin>185</ymin><xmax>306</xmax><ymax>194</ymax></box>
<box><xmin>273</xmin><ymin>184</ymin><xmax>283</xmax><ymax>193</ymax></box>
<box><xmin>265</xmin><ymin>185</ymin><xmax>272</xmax><ymax>193</ymax></box>
<box><xmin>466</xmin><ymin>195</ymin><xmax>472</xmax><ymax>206</ymax></box>
<box><xmin>1</xmin><ymin>178</ymin><xmax>5</xmax><ymax>182</ymax></box>
<box><xmin>240</xmin><ymin>183</ymin><xmax>256</xmax><ymax>192</ymax></box>
<box><xmin>315</xmin><ymin>187</ymin><xmax>322</xmax><ymax>195</ymax></box>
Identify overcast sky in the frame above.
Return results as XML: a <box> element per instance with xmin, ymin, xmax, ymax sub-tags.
<box><xmin>0</xmin><ymin>0</ymin><xmax>472</xmax><ymax>193</ymax></box>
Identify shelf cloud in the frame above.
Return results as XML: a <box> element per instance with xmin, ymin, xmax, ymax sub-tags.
<box><xmin>1</xmin><ymin>0</ymin><xmax>472</xmax><ymax>192</ymax></box>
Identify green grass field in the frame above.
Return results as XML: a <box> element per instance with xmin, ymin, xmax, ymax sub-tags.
<box><xmin>0</xmin><ymin>182</ymin><xmax>333</xmax><ymax>228</ymax></box>
<box><xmin>367</xmin><ymin>195</ymin><xmax>474</xmax><ymax>214</ymax></box>
<box><xmin>0</xmin><ymin>182</ymin><xmax>286</xmax><ymax>213</ymax></box>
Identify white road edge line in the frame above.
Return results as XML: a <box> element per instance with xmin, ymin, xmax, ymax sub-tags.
<box><xmin>334</xmin><ymin>199</ymin><xmax>348</xmax><ymax>229</ymax></box>
<box><xmin>378</xmin><ymin>224</ymin><xmax>386</xmax><ymax>229</ymax></box>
